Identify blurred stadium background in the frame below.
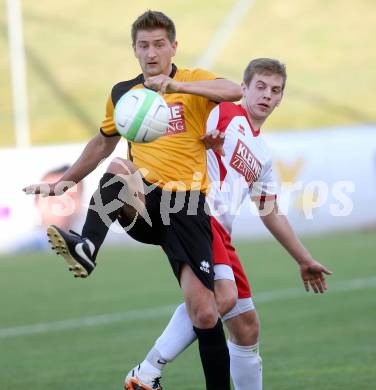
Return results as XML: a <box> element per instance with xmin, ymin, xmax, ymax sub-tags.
<box><xmin>1</xmin><ymin>1</ymin><xmax>375</xmax><ymax>389</ymax></box>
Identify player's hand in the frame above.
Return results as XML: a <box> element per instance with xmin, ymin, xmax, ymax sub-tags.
<box><xmin>144</xmin><ymin>75</ymin><xmax>180</xmax><ymax>94</ymax></box>
<box><xmin>201</xmin><ymin>129</ymin><xmax>225</xmax><ymax>156</ymax></box>
<box><xmin>299</xmin><ymin>259</ymin><xmax>333</xmax><ymax>293</ymax></box>
<box><xmin>22</xmin><ymin>182</ymin><xmax>69</xmax><ymax>197</ymax></box>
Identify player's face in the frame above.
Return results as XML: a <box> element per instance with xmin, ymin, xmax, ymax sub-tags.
<box><xmin>133</xmin><ymin>29</ymin><xmax>177</xmax><ymax>78</ymax></box>
<box><xmin>242</xmin><ymin>73</ymin><xmax>283</xmax><ymax>124</ymax></box>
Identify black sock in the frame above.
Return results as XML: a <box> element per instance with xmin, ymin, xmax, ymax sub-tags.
<box><xmin>193</xmin><ymin>319</ymin><xmax>231</xmax><ymax>390</ymax></box>
<box><xmin>82</xmin><ymin>173</ymin><xmax>128</xmax><ymax>259</ymax></box>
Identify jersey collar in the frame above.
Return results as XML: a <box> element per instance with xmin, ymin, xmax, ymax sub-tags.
<box><xmin>140</xmin><ymin>63</ymin><xmax>177</xmax><ymax>84</ymax></box>
<box><xmin>170</xmin><ymin>63</ymin><xmax>177</xmax><ymax>78</ymax></box>
<box><xmin>238</xmin><ymin>104</ymin><xmax>261</xmax><ymax>137</ymax></box>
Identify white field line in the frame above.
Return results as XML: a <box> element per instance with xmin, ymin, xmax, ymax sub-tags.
<box><xmin>254</xmin><ymin>276</ymin><xmax>376</xmax><ymax>302</ymax></box>
<box><xmin>1</xmin><ymin>276</ymin><xmax>375</xmax><ymax>338</ymax></box>
<box><xmin>193</xmin><ymin>0</ymin><xmax>256</xmax><ymax>69</ymax></box>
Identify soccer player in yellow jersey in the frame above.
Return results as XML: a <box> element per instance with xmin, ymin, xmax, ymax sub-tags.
<box><xmin>23</xmin><ymin>10</ymin><xmax>241</xmax><ymax>390</ymax></box>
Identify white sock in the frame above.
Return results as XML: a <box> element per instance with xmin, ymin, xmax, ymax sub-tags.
<box><xmin>137</xmin><ymin>359</ymin><xmax>162</xmax><ymax>378</ymax></box>
<box><xmin>145</xmin><ymin>303</ymin><xmax>197</xmax><ymax>371</ymax></box>
<box><xmin>228</xmin><ymin>340</ymin><xmax>262</xmax><ymax>390</ymax></box>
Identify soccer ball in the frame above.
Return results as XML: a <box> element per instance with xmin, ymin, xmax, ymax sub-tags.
<box><xmin>114</xmin><ymin>88</ymin><xmax>170</xmax><ymax>143</ymax></box>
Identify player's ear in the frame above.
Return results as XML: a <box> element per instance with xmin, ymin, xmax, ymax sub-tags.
<box><xmin>241</xmin><ymin>81</ymin><xmax>247</xmax><ymax>96</ymax></box>
<box><xmin>171</xmin><ymin>40</ymin><xmax>178</xmax><ymax>57</ymax></box>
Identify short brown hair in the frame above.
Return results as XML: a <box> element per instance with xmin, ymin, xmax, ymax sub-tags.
<box><xmin>131</xmin><ymin>10</ymin><xmax>176</xmax><ymax>45</ymax></box>
<box><xmin>243</xmin><ymin>58</ymin><xmax>287</xmax><ymax>90</ymax></box>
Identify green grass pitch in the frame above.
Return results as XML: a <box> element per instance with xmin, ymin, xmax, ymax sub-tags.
<box><xmin>0</xmin><ymin>230</ymin><xmax>375</xmax><ymax>389</ymax></box>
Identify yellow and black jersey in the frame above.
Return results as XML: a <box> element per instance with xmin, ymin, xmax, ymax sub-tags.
<box><xmin>100</xmin><ymin>64</ymin><xmax>218</xmax><ymax>192</ymax></box>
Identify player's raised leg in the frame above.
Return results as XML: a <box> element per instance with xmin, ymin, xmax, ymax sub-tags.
<box><xmin>47</xmin><ymin>225</ymin><xmax>96</xmax><ymax>278</ymax></box>
<box><xmin>48</xmin><ymin>157</ymin><xmax>146</xmax><ymax>277</ymax></box>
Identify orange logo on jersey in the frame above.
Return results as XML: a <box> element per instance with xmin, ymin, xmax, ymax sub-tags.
<box><xmin>230</xmin><ymin>139</ymin><xmax>262</xmax><ymax>185</ymax></box>
<box><xmin>165</xmin><ymin>103</ymin><xmax>186</xmax><ymax>136</ymax></box>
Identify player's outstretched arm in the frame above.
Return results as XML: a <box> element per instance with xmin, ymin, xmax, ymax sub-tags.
<box><xmin>174</xmin><ymin>78</ymin><xmax>242</xmax><ymax>102</ymax></box>
<box><xmin>145</xmin><ymin>74</ymin><xmax>242</xmax><ymax>102</ymax></box>
<box><xmin>23</xmin><ymin>133</ymin><xmax>120</xmax><ymax>197</ymax></box>
<box><xmin>258</xmin><ymin>200</ymin><xmax>333</xmax><ymax>293</ymax></box>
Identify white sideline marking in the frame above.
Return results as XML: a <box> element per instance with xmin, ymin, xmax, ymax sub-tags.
<box><xmin>1</xmin><ymin>276</ymin><xmax>375</xmax><ymax>338</ymax></box>
<box><xmin>0</xmin><ymin>305</ymin><xmax>177</xmax><ymax>338</ymax></box>
<box><xmin>193</xmin><ymin>0</ymin><xmax>256</xmax><ymax>69</ymax></box>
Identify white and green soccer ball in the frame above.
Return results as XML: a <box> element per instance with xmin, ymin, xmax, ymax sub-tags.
<box><xmin>114</xmin><ymin>88</ymin><xmax>170</xmax><ymax>143</ymax></box>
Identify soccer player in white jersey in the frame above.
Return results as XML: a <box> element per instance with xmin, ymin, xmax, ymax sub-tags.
<box><xmin>124</xmin><ymin>58</ymin><xmax>332</xmax><ymax>390</ymax></box>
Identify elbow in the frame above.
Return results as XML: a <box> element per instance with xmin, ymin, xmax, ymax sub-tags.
<box><xmin>219</xmin><ymin>84</ymin><xmax>242</xmax><ymax>102</ymax></box>
<box><xmin>229</xmin><ymin>85</ymin><xmax>242</xmax><ymax>101</ymax></box>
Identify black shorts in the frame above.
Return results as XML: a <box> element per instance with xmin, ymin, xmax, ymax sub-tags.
<box><xmin>118</xmin><ymin>180</ymin><xmax>214</xmax><ymax>291</ymax></box>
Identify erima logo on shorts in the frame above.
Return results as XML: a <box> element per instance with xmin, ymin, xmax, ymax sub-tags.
<box><xmin>200</xmin><ymin>260</ymin><xmax>210</xmax><ymax>274</ymax></box>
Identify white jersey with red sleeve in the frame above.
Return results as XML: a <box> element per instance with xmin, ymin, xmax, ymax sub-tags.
<box><xmin>206</xmin><ymin>102</ymin><xmax>278</xmax><ymax>235</ymax></box>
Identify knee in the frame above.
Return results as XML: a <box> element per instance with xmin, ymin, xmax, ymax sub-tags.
<box><xmin>104</xmin><ymin>158</ymin><xmax>144</xmax><ymax>199</ymax></box>
<box><xmin>243</xmin><ymin>314</ymin><xmax>260</xmax><ymax>342</ymax></box>
<box><xmin>230</xmin><ymin>312</ymin><xmax>260</xmax><ymax>346</ymax></box>
<box><xmin>106</xmin><ymin>157</ymin><xmax>136</xmax><ymax>176</ymax></box>
<box><xmin>189</xmin><ymin>302</ymin><xmax>218</xmax><ymax>329</ymax></box>
<box><xmin>214</xmin><ymin>279</ymin><xmax>238</xmax><ymax>318</ymax></box>
<box><xmin>248</xmin><ymin>317</ymin><xmax>260</xmax><ymax>340</ymax></box>
<box><xmin>216</xmin><ymin>293</ymin><xmax>237</xmax><ymax>318</ymax></box>
<box><xmin>181</xmin><ymin>266</ymin><xmax>219</xmax><ymax>329</ymax></box>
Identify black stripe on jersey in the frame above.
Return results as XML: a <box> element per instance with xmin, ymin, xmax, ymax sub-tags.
<box><xmin>111</xmin><ymin>74</ymin><xmax>145</xmax><ymax>106</ymax></box>
<box><xmin>111</xmin><ymin>64</ymin><xmax>177</xmax><ymax>106</ymax></box>
<box><xmin>169</xmin><ymin>63</ymin><xmax>177</xmax><ymax>78</ymax></box>
<box><xmin>112</xmin><ymin>63</ymin><xmax>178</xmax><ymax>106</ymax></box>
